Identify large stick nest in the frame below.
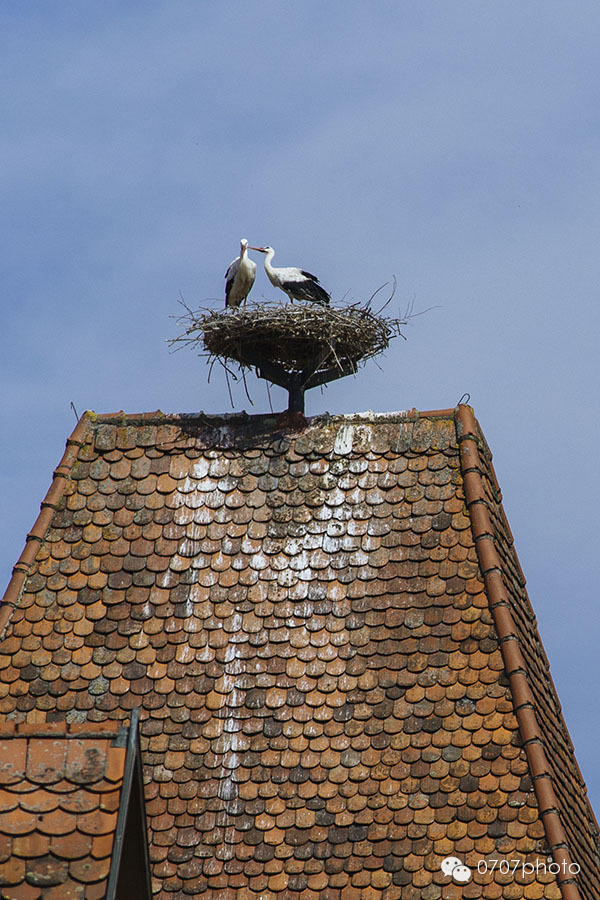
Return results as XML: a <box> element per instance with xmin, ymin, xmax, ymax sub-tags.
<box><xmin>170</xmin><ymin>298</ymin><xmax>406</xmax><ymax>378</ymax></box>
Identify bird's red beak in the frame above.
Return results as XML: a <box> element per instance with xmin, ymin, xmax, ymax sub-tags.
<box><xmin>249</xmin><ymin>246</ymin><xmax>266</xmax><ymax>252</ymax></box>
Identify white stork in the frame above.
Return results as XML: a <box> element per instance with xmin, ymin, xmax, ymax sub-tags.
<box><xmin>250</xmin><ymin>245</ymin><xmax>331</xmax><ymax>305</ymax></box>
<box><xmin>224</xmin><ymin>239</ymin><xmax>256</xmax><ymax>308</ymax></box>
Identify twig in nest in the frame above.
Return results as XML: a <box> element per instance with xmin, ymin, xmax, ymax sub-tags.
<box><xmin>177</xmin><ymin>292</ymin><xmax>195</xmax><ymax>318</ymax></box>
<box><xmin>375</xmin><ymin>275</ymin><xmax>397</xmax><ymax>316</ymax></box>
<box><xmin>365</xmin><ymin>281</ymin><xmax>390</xmax><ymax>311</ymax></box>
<box><xmin>207</xmin><ymin>356</ymin><xmax>218</xmax><ymax>384</ymax></box>
<box><xmin>225</xmin><ymin>366</ymin><xmax>234</xmax><ymax>409</ymax></box>
<box><xmin>241</xmin><ymin>367</ymin><xmax>254</xmax><ymax>406</ymax></box>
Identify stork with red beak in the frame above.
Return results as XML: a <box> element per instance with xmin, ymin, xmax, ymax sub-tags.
<box><xmin>224</xmin><ymin>239</ymin><xmax>257</xmax><ymax>308</ymax></box>
<box><xmin>250</xmin><ymin>245</ymin><xmax>331</xmax><ymax>305</ymax></box>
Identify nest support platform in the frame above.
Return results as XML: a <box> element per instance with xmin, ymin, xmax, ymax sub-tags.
<box><xmin>172</xmin><ymin>302</ymin><xmax>404</xmax><ymax>414</ymax></box>
<box><xmin>235</xmin><ymin>342</ymin><xmax>358</xmax><ymax>414</ymax></box>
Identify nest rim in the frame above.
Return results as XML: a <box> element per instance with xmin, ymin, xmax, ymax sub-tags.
<box><xmin>171</xmin><ymin>300</ymin><xmax>404</xmax><ymax>377</ymax></box>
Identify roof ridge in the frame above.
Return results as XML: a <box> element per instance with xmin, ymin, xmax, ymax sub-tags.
<box><xmin>0</xmin><ymin>412</ymin><xmax>92</xmax><ymax>638</ymax></box>
<box><xmin>455</xmin><ymin>403</ymin><xmax>582</xmax><ymax>900</ymax></box>
<box><xmin>83</xmin><ymin>406</ymin><xmax>457</xmax><ymax>426</ymax></box>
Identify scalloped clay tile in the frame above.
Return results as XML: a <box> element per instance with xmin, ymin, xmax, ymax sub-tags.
<box><xmin>0</xmin><ymin>716</ymin><xmax>151</xmax><ymax>898</ymax></box>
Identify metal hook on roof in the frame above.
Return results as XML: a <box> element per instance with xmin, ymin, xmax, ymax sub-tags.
<box><xmin>457</xmin><ymin>393</ymin><xmax>471</xmax><ymax>406</ymax></box>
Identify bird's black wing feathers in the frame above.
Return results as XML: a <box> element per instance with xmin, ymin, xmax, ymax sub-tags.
<box><xmin>309</xmin><ymin>282</ymin><xmax>331</xmax><ymax>305</ymax></box>
<box><xmin>284</xmin><ymin>277</ymin><xmax>330</xmax><ymax>305</ymax></box>
<box><xmin>225</xmin><ymin>274</ymin><xmax>235</xmax><ymax>305</ymax></box>
<box><xmin>300</xmin><ymin>270</ymin><xmax>320</xmax><ymax>282</ymax></box>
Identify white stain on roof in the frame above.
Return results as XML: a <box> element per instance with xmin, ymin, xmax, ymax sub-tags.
<box><xmin>334</xmin><ymin>425</ymin><xmax>355</xmax><ymax>455</ymax></box>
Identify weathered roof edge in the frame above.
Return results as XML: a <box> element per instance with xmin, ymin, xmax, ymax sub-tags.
<box><xmin>0</xmin><ymin>719</ymin><xmax>123</xmax><ymax>738</ymax></box>
<box><xmin>0</xmin><ymin>411</ymin><xmax>93</xmax><ymax>640</ymax></box>
<box><xmin>456</xmin><ymin>403</ymin><xmax>585</xmax><ymax>900</ymax></box>
<box><xmin>459</xmin><ymin>408</ymin><xmax>598</xmax><ymax>826</ymax></box>
<box><xmin>0</xmin><ymin>713</ymin><xmax>152</xmax><ymax>899</ymax></box>
<box><xmin>106</xmin><ymin>708</ymin><xmax>153</xmax><ymax>900</ymax></box>
<box><xmin>82</xmin><ymin>405</ymin><xmax>456</xmax><ymax>426</ymax></box>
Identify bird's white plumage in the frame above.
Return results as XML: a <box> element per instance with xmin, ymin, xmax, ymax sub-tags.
<box><xmin>266</xmin><ymin>265</ymin><xmax>308</xmax><ymax>284</ymax></box>
<box><xmin>225</xmin><ymin>239</ymin><xmax>256</xmax><ymax>308</ymax></box>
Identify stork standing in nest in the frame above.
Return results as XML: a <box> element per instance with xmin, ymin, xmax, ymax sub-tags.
<box><xmin>250</xmin><ymin>245</ymin><xmax>331</xmax><ymax>305</ymax></box>
<box><xmin>225</xmin><ymin>239</ymin><xmax>256</xmax><ymax>308</ymax></box>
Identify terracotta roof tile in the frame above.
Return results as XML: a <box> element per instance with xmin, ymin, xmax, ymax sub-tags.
<box><xmin>0</xmin><ymin>719</ymin><xmax>151</xmax><ymax>899</ymax></box>
<box><xmin>1</xmin><ymin>408</ymin><xmax>597</xmax><ymax>899</ymax></box>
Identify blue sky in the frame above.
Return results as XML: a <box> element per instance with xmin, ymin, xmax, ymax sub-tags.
<box><xmin>2</xmin><ymin>2</ymin><xmax>600</xmax><ymax>814</ymax></box>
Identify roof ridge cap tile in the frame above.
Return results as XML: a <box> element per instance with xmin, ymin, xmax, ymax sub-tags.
<box><xmin>0</xmin><ymin>412</ymin><xmax>93</xmax><ymax>639</ymax></box>
<box><xmin>455</xmin><ymin>403</ymin><xmax>584</xmax><ymax>900</ymax></box>
<box><xmin>90</xmin><ymin>409</ymin><xmax>255</xmax><ymax>425</ymax></box>
<box><xmin>88</xmin><ymin>405</ymin><xmax>457</xmax><ymax>427</ymax></box>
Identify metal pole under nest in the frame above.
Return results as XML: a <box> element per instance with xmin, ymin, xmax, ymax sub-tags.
<box><xmin>237</xmin><ymin>344</ymin><xmax>360</xmax><ymax>416</ymax></box>
<box><xmin>286</xmin><ymin>377</ymin><xmax>305</xmax><ymax>415</ymax></box>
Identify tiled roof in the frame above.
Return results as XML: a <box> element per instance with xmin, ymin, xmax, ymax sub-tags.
<box><xmin>1</xmin><ymin>406</ymin><xmax>598</xmax><ymax>899</ymax></box>
<box><xmin>0</xmin><ymin>715</ymin><xmax>151</xmax><ymax>899</ymax></box>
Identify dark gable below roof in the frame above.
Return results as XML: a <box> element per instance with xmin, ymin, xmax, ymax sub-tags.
<box><xmin>1</xmin><ymin>406</ymin><xmax>598</xmax><ymax>899</ymax></box>
<box><xmin>0</xmin><ymin>716</ymin><xmax>152</xmax><ymax>900</ymax></box>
